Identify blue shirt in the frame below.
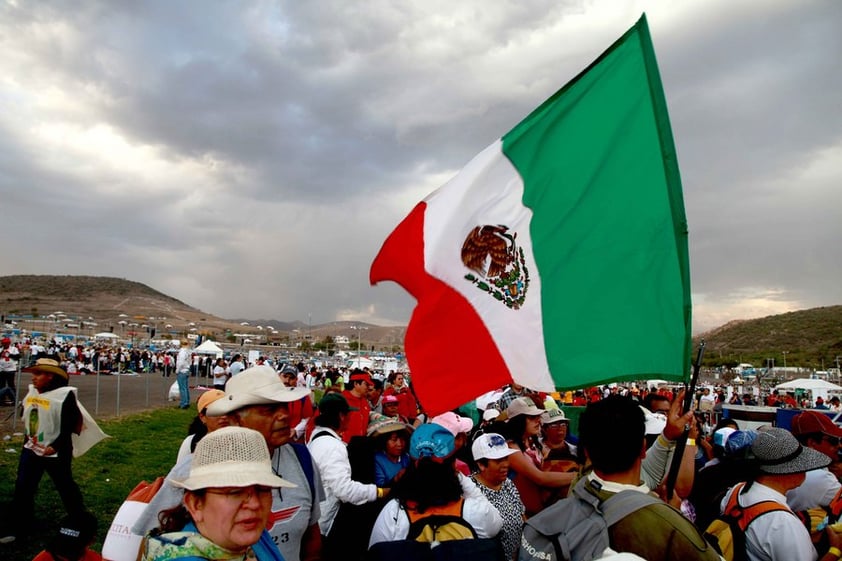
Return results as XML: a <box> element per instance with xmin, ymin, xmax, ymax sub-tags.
<box><xmin>373</xmin><ymin>451</ymin><xmax>409</xmax><ymax>486</ymax></box>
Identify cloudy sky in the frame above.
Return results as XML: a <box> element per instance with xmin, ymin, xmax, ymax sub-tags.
<box><xmin>1</xmin><ymin>0</ymin><xmax>840</xmax><ymax>334</ymax></box>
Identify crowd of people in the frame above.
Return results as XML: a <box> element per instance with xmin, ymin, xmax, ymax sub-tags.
<box><xmin>6</xmin><ymin>335</ymin><xmax>842</xmax><ymax>560</ymax></box>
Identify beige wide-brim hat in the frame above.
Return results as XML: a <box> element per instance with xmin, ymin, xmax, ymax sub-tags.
<box><xmin>23</xmin><ymin>358</ymin><xmax>68</xmax><ymax>380</ymax></box>
<box><xmin>206</xmin><ymin>365</ymin><xmax>310</xmax><ymax>416</ymax></box>
<box><xmin>170</xmin><ymin>427</ymin><xmax>296</xmax><ymax>491</ymax></box>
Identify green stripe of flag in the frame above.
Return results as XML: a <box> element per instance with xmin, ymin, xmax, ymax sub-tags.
<box><xmin>501</xmin><ymin>14</ymin><xmax>691</xmax><ymax>389</ymax></box>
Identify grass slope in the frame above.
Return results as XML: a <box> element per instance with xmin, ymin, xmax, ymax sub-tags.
<box><xmin>0</xmin><ymin>406</ymin><xmax>195</xmax><ymax>559</ymax></box>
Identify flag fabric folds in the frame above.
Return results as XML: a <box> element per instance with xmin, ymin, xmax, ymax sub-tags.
<box><xmin>370</xmin><ymin>14</ymin><xmax>691</xmax><ymax>416</ymax></box>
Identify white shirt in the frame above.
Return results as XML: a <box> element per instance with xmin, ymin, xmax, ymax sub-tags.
<box><xmin>786</xmin><ymin>467</ymin><xmax>841</xmax><ymax>511</ymax></box>
<box><xmin>369</xmin><ymin>487</ymin><xmax>503</xmax><ymax>547</ymax></box>
<box><xmin>175</xmin><ymin>348</ymin><xmax>191</xmax><ymax>372</ymax></box>
<box><xmin>307</xmin><ymin>426</ymin><xmax>377</xmax><ymax>536</ymax></box>
<box><xmin>721</xmin><ymin>481</ymin><xmax>817</xmax><ymax>561</ymax></box>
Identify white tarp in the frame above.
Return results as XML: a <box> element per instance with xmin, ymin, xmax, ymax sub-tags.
<box><xmin>775</xmin><ymin>378</ymin><xmax>842</xmax><ymax>391</ymax></box>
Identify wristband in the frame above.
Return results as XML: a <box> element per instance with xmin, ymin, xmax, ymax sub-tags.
<box><xmin>656</xmin><ymin>434</ymin><xmax>676</xmax><ymax>449</ymax></box>
<box><xmin>686</xmin><ymin>438</ymin><xmax>696</xmax><ymax>447</ymax></box>
<box><xmin>376</xmin><ymin>487</ymin><xmax>385</xmax><ymax>499</ymax></box>
<box><xmin>828</xmin><ymin>546</ymin><xmax>842</xmax><ymax>559</ymax></box>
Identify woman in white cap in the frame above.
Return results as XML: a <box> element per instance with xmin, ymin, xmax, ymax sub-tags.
<box><xmin>470</xmin><ymin>432</ymin><xmax>524</xmax><ymax>561</ymax></box>
<box><xmin>140</xmin><ymin>426</ymin><xmax>295</xmax><ymax>561</ymax></box>
<box><xmin>503</xmin><ymin>397</ymin><xmax>576</xmax><ymax>517</ymax></box>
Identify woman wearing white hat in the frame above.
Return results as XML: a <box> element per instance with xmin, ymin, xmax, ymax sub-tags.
<box><xmin>140</xmin><ymin>426</ymin><xmax>295</xmax><ymax>561</ymax></box>
<box><xmin>470</xmin><ymin>433</ymin><xmax>524</xmax><ymax>561</ymax></box>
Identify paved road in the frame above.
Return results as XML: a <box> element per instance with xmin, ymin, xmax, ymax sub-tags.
<box><xmin>0</xmin><ymin>371</ymin><xmax>211</xmax><ymax>434</ymax></box>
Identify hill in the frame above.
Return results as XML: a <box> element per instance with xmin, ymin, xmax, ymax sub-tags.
<box><xmin>0</xmin><ymin>275</ymin><xmax>404</xmax><ymax>349</ymax></box>
<box><xmin>693</xmin><ymin>305</ymin><xmax>842</xmax><ymax>370</ymax></box>
<box><xmin>2</xmin><ymin>276</ymin><xmax>839</xmax><ymax>365</ymax></box>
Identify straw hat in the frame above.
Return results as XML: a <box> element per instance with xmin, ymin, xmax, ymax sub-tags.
<box><xmin>367</xmin><ymin>413</ymin><xmax>412</xmax><ymax>437</ymax></box>
<box><xmin>23</xmin><ymin>358</ymin><xmax>68</xmax><ymax>380</ymax></box>
<box><xmin>752</xmin><ymin>427</ymin><xmax>831</xmax><ymax>475</ymax></box>
<box><xmin>170</xmin><ymin>427</ymin><xmax>296</xmax><ymax>491</ymax></box>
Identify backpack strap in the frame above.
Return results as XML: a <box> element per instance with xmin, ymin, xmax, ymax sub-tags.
<box><xmin>723</xmin><ymin>482</ymin><xmax>794</xmax><ymax>531</ymax></box>
<box><xmin>600</xmin><ymin>487</ymin><xmax>664</xmax><ymax>527</ymax></box>
<box><xmin>290</xmin><ymin>442</ymin><xmax>316</xmax><ymax>501</ymax></box>
<box><xmin>571</xmin><ymin>476</ymin><xmax>662</xmax><ymax>528</ymax></box>
<box><xmin>310</xmin><ymin>430</ymin><xmax>336</xmax><ymax>442</ymax></box>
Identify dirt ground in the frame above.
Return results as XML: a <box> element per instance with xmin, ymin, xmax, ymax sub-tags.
<box><xmin>0</xmin><ymin>371</ymin><xmax>211</xmax><ymax>436</ymax></box>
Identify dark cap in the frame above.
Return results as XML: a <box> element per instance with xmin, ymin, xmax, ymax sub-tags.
<box><xmin>318</xmin><ymin>393</ymin><xmax>358</xmax><ymax>415</ymax></box>
<box><xmin>791</xmin><ymin>410</ymin><xmax>842</xmax><ymax>438</ymax></box>
<box><xmin>280</xmin><ymin>365</ymin><xmax>298</xmax><ymax>376</ymax></box>
<box><xmin>47</xmin><ymin>512</ymin><xmax>97</xmax><ymax>558</ymax></box>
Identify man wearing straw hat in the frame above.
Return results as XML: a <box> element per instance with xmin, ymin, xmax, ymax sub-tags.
<box><xmin>1</xmin><ymin>357</ymin><xmax>106</xmax><ymax>545</ymax></box>
<box><xmin>207</xmin><ymin>365</ymin><xmax>323</xmax><ymax>561</ymax></box>
<box><xmin>720</xmin><ymin>427</ymin><xmax>842</xmax><ymax>561</ymax></box>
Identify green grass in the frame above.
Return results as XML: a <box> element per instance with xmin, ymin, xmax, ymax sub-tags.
<box><xmin>0</xmin><ymin>406</ymin><xmax>196</xmax><ymax>559</ymax></box>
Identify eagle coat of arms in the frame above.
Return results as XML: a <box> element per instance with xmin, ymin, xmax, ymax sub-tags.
<box><xmin>460</xmin><ymin>225</ymin><xmax>529</xmax><ymax>309</ymax></box>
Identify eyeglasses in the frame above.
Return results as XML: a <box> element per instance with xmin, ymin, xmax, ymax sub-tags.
<box><xmin>206</xmin><ymin>486</ymin><xmax>272</xmax><ymax>503</ymax></box>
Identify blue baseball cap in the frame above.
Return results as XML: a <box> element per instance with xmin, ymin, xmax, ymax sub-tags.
<box><xmin>410</xmin><ymin>423</ymin><xmax>455</xmax><ymax>461</ymax></box>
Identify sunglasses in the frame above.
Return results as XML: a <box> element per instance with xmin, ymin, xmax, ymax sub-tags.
<box><xmin>824</xmin><ymin>435</ymin><xmax>841</xmax><ymax>446</ymax></box>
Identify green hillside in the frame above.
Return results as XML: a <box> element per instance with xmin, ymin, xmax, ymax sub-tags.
<box><xmin>693</xmin><ymin>305</ymin><xmax>842</xmax><ymax>370</ymax></box>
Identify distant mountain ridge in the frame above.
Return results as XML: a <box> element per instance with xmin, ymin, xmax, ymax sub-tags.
<box><xmin>1</xmin><ymin>276</ymin><xmax>838</xmax><ymax>365</ymax></box>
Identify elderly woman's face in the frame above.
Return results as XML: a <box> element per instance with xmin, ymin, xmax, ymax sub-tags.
<box><xmin>185</xmin><ymin>486</ymin><xmax>272</xmax><ymax>552</ymax></box>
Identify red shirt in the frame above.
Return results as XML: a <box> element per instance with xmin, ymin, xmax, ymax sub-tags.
<box><xmin>288</xmin><ymin>395</ymin><xmax>315</xmax><ymax>433</ymax></box>
<box><xmin>384</xmin><ymin>386</ymin><xmax>417</xmax><ymax>421</ymax></box>
<box><xmin>341</xmin><ymin>390</ymin><xmax>371</xmax><ymax>443</ymax></box>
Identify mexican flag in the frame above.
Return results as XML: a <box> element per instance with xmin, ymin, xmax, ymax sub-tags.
<box><xmin>370</xmin><ymin>15</ymin><xmax>691</xmax><ymax>416</ymax></box>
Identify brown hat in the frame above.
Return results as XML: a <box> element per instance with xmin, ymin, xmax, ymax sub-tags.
<box><xmin>23</xmin><ymin>358</ymin><xmax>68</xmax><ymax>380</ymax></box>
<box><xmin>791</xmin><ymin>410</ymin><xmax>842</xmax><ymax>438</ymax></box>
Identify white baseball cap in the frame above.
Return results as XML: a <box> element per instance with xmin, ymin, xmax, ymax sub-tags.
<box><xmin>471</xmin><ymin>432</ymin><xmax>517</xmax><ymax>461</ymax></box>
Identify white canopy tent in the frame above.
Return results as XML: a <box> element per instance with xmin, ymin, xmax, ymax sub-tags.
<box><xmin>774</xmin><ymin>378</ymin><xmax>842</xmax><ymax>391</ymax></box>
<box><xmin>194</xmin><ymin>340</ymin><xmax>224</xmax><ymax>357</ymax></box>
<box><xmin>94</xmin><ymin>332</ymin><xmax>119</xmax><ymax>340</ymax></box>
<box><xmin>775</xmin><ymin>378</ymin><xmax>842</xmax><ymax>404</ymax></box>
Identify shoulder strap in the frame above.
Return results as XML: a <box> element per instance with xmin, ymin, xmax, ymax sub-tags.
<box><xmin>290</xmin><ymin>442</ymin><xmax>316</xmax><ymax>501</ymax></box>
<box><xmin>310</xmin><ymin>430</ymin><xmax>336</xmax><ymax>441</ymax></box>
<box><xmin>600</xmin><ymin>488</ymin><xmax>664</xmax><ymax>527</ymax></box>
<box><xmin>723</xmin><ymin>483</ymin><xmax>793</xmax><ymax>531</ymax></box>
<box><xmin>571</xmin><ymin>476</ymin><xmax>662</xmax><ymax>527</ymax></box>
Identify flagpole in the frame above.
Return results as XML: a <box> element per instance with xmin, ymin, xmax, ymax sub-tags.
<box><xmin>665</xmin><ymin>340</ymin><xmax>705</xmax><ymax>501</ymax></box>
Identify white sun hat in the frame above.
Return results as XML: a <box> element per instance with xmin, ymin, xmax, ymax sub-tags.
<box><xmin>206</xmin><ymin>365</ymin><xmax>310</xmax><ymax>416</ymax></box>
<box><xmin>170</xmin><ymin>426</ymin><xmax>296</xmax><ymax>491</ymax></box>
